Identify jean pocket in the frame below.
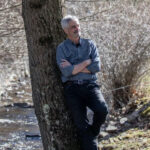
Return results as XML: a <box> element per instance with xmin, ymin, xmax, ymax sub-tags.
<box><xmin>64</xmin><ymin>83</ymin><xmax>73</xmax><ymax>91</ymax></box>
<box><xmin>87</xmin><ymin>82</ymin><xmax>100</xmax><ymax>90</ymax></box>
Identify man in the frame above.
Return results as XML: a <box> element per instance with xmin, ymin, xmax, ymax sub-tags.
<box><xmin>56</xmin><ymin>15</ymin><xmax>108</xmax><ymax>150</ymax></box>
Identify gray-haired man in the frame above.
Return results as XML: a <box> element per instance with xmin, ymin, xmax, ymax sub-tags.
<box><xmin>56</xmin><ymin>15</ymin><xmax>108</xmax><ymax>150</ymax></box>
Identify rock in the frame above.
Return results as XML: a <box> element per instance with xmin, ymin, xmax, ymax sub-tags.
<box><xmin>99</xmin><ymin>131</ymin><xmax>109</xmax><ymax>138</ymax></box>
<box><xmin>25</xmin><ymin>134</ymin><xmax>41</xmax><ymax>140</ymax></box>
<box><xmin>13</xmin><ymin>103</ymin><xmax>34</xmax><ymax>108</ymax></box>
<box><xmin>120</xmin><ymin>117</ymin><xmax>128</xmax><ymax>124</ymax></box>
<box><xmin>101</xmin><ymin>145</ymin><xmax>116</xmax><ymax>150</ymax></box>
<box><xmin>5</xmin><ymin>103</ymin><xmax>34</xmax><ymax>108</ymax></box>
<box><xmin>105</xmin><ymin>125</ymin><xmax>118</xmax><ymax>133</ymax></box>
<box><xmin>109</xmin><ymin>121</ymin><xmax>116</xmax><ymax>125</ymax></box>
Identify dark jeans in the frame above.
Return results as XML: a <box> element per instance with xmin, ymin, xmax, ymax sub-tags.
<box><xmin>64</xmin><ymin>81</ymin><xmax>108</xmax><ymax>150</ymax></box>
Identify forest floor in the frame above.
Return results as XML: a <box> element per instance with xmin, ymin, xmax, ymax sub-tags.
<box><xmin>100</xmin><ymin>128</ymin><xmax>150</xmax><ymax>150</ymax></box>
<box><xmin>99</xmin><ymin>89</ymin><xmax>150</xmax><ymax>150</ymax></box>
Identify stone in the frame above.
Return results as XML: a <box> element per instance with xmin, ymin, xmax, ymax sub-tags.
<box><xmin>99</xmin><ymin>131</ymin><xmax>109</xmax><ymax>138</ymax></box>
<box><xmin>120</xmin><ymin>117</ymin><xmax>128</xmax><ymax>125</ymax></box>
<box><xmin>106</xmin><ymin>125</ymin><xmax>118</xmax><ymax>133</ymax></box>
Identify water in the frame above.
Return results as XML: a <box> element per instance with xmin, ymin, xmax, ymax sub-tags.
<box><xmin>0</xmin><ymin>78</ymin><xmax>43</xmax><ymax>150</ymax></box>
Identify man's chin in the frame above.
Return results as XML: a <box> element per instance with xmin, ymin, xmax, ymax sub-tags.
<box><xmin>74</xmin><ymin>33</ymin><xmax>80</xmax><ymax>38</ymax></box>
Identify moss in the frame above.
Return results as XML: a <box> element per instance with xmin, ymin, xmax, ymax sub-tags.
<box><xmin>142</xmin><ymin>106</ymin><xmax>150</xmax><ymax>117</ymax></box>
<box><xmin>43</xmin><ymin>104</ymin><xmax>50</xmax><ymax>114</ymax></box>
<box><xmin>48</xmin><ymin>145</ymin><xmax>55</xmax><ymax>150</ymax></box>
<box><xmin>100</xmin><ymin>129</ymin><xmax>150</xmax><ymax>150</ymax></box>
<box><xmin>43</xmin><ymin>104</ymin><xmax>50</xmax><ymax>126</ymax></box>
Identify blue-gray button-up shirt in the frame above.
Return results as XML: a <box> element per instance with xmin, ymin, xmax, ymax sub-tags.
<box><xmin>56</xmin><ymin>38</ymin><xmax>101</xmax><ymax>83</ymax></box>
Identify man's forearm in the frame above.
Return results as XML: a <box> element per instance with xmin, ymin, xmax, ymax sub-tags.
<box><xmin>81</xmin><ymin>68</ymin><xmax>91</xmax><ymax>74</ymax></box>
<box><xmin>72</xmin><ymin>59</ymin><xmax>91</xmax><ymax>75</ymax></box>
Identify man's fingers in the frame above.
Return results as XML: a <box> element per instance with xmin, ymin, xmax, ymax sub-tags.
<box><xmin>60</xmin><ymin>59</ymin><xmax>71</xmax><ymax>68</ymax></box>
<box><xmin>61</xmin><ymin>59</ymin><xmax>67</xmax><ymax>62</ymax></box>
<box><xmin>61</xmin><ymin>62</ymin><xmax>67</xmax><ymax>65</ymax></box>
<box><xmin>60</xmin><ymin>62</ymin><xmax>71</xmax><ymax>68</ymax></box>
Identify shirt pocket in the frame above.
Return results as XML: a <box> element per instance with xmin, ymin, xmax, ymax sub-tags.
<box><xmin>63</xmin><ymin>48</ymin><xmax>73</xmax><ymax>59</ymax></box>
<box><xmin>81</xmin><ymin>45</ymin><xmax>92</xmax><ymax>60</ymax></box>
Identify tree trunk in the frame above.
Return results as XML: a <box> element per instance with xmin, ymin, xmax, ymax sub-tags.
<box><xmin>22</xmin><ymin>0</ymin><xmax>79</xmax><ymax>149</ymax></box>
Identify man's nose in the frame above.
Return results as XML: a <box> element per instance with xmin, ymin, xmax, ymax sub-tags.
<box><xmin>75</xmin><ymin>25</ymin><xmax>79</xmax><ymax>29</ymax></box>
<box><xmin>75</xmin><ymin>26</ymin><xmax>79</xmax><ymax>31</ymax></box>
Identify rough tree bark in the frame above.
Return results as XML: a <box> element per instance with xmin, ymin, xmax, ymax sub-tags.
<box><xmin>22</xmin><ymin>0</ymin><xmax>79</xmax><ymax>150</ymax></box>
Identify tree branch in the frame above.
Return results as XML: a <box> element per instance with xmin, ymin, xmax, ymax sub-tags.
<box><xmin>0</xmin><ymin>28</ymin><xmax>22</xmax><ymax>37</ymax></box>
<box><xmin>0</xmin><ymin>3</ymin><xmax>22</xmax><ymax>12</ymax></box>
<box><xmin>0</xmin><ymin>28</ymin><xmax>24</xmax><ymax>30</ymax></box>
<box><xmin>79</xmin><ymin>8</ymin><xmax>112</xmax><ymax>20</ymax></box>
<box><xmin>0</xmin><ymin>36</ymin><xmax>22</xmax><ymax>38</ymax></box>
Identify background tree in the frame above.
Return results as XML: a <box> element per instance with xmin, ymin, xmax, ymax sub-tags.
<box><xmin>22</xmin><ymin>0</ymin><xmax>79</xmax><ymax>149</ymax></box>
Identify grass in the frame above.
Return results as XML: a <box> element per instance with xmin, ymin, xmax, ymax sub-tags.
<box><xmin>99</xmin><ymin>128</ymin><xmax>150</xmax><ymax>150</ymax></box>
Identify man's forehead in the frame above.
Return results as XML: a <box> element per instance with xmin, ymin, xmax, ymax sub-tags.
<box><xmin>69</xmin><ymin>20</ymin><xmax>79</xmax><ymax>26</ymax></box>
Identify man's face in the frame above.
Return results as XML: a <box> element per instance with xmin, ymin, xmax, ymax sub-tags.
<box><xmin>64</xmin><ymin>20</ymin><xmax>81</xmax><ymax>39</ymax></box>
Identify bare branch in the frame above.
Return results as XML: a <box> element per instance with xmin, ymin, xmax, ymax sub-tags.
<box><xmin>79</xmin><ymin>8</ymin><xmax>112</xmax><ymax>20</ymax></box>
<box><xmin>0</xmin><ymin>3</ymin><xmax>22</xmax><ymax>12</ymax></box>
<box><xmin>0</xmin><ymin>36</ymin><xmax>22</xmax><ymax>38</ymax></box>
<box><xmin>0</xmin><ymin>28</ymin><xmax>22</xmax><ymax>37</ymax></box>
<box><xmin>0</xmin><ymin>28</ymin><xmax>24</xmax><ymax>30</ymax></box>
<box><xmin>103</xmin><ymin>82</ymin><xmax>150</xmax><ymax>94</ymax></box>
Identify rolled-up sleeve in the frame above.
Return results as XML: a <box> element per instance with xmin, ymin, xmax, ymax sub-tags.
<box><xmin>56</xmin><ymin>45</ymin><xmax>74</xmax><ymax>77</ymax></box>
<box><xmin>87</xmin><ymin>41</ymin><xmax>101</xmax><ymax>73</ymax></box>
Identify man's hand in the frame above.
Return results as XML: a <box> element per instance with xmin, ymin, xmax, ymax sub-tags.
<box><xmin>81</xmin><ymin>68</ymin><xmax>91</xmax><ymax>74</ymax></box>
<box><xmin>72</xmin><ymin>59</ymin><xmax>92</xmax><ymax>75</ymax></box>
<box><xmin>60</xmin><ymin>58</ymin><xmax>91</xmax><ymax>75</ymax></box>
<box><xmin>60</xmin><ymin>59</ymin><xmax>71</xmax><ymax>68</ymax></box>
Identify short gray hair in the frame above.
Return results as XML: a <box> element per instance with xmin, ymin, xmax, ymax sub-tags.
<box><xmin>61</xmin><ymin>15</ymin><xmax>79</xmax><ymax>29</ymax></box>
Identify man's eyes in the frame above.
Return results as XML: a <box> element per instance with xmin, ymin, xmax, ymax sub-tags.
<box><xmin>71</xmin><ymin>25</ymin><xmax>79</xmax><ymax>29</ymax></box>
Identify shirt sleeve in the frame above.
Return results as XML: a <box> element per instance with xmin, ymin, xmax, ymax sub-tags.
<box><xmin>87</xmin><ymin>40</ymin><xmax>101</xmax><ymax>73</ymax></box>
<box><xmin>56</xmin><ymin>44</ymin><xmax>74</xmax><ymax>77</ymax></box>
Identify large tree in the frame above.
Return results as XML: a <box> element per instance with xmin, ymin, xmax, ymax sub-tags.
<box><xmin>22</xmin><ymin>0</ymin><xmax>79</xmax><ymax>149</ymax></box>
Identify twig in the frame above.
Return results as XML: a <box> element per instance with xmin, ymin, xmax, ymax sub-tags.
<box><xmin>0</xmin><ymin>3</ymin><xmax>22</xmax><ymax>12</ymax></box>
<box><xmin>0</xmin><ymin>35</ymin><xmax>23</xmax><ymax>38</ymax></box>
<box><xmin>79</xmin><ymin>8</ymin><xmax>112</xmax><ymax>20</ymax></box>
<box><xmin>0</xmin><ymin>28</ymin><xmax>22</xmax><ymax>37</ymax></box>
<box><xmin>0</xmin><ymin>28</ymin><xmax>24</xmax><ymax>30</ymax></box>
<box><xmin>103</xmin><ymin>83</ymin><xmax>150</xmax><ymax>94</ymax></box>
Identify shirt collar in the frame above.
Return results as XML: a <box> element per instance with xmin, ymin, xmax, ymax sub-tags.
<box><xmin>67</xmin><ymin>37</ymin><xmax>82</xmax><ymax>47</ymax></box>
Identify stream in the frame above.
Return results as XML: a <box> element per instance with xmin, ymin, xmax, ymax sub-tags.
<box><xmin>0</xmin><ymin>77</ymin><xmax>43</xmax><ymax>150</ymax></box>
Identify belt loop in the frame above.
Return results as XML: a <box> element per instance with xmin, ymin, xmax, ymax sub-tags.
<box><xmin>64</xmin><ymin>80</ymin><xmax>91</xmax><ymax>85</ymax></box>
<box><xmin>77</xmin><ymin>80</ymin><xmax>83</xmax><ymax>84</ymax></box>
